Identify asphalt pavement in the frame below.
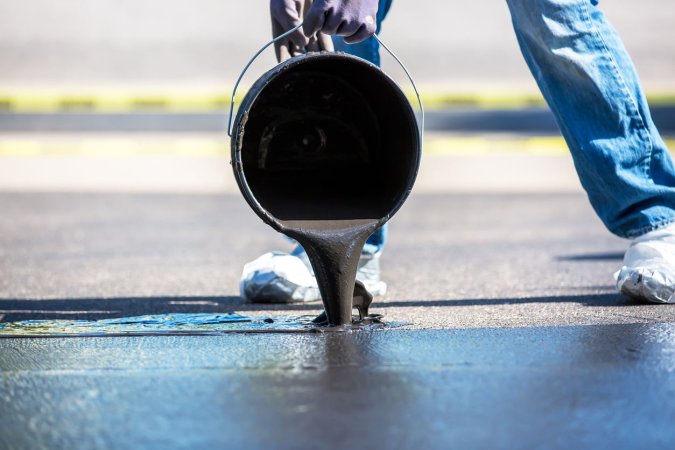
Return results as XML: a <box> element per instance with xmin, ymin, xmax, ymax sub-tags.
<box><xmin>2</xmin><ymin>0</ymin><xmax>675</xmax><ymax>446</ymax></box>
<box><xmin>3</xmin><ymin>323</ymin><xmax>675</xmax><ymax>449</ymax></box>
<box><xmin>4</xmin><ymin>169</ymin><xmax>675</xmax><ymax>448</ymax></box>
<box><xmin>1</xmin><ymin>191</ymin><xmax>673</xmax><ymax>329</ymax></box>
<box><xmin>3</xmin><ymin>78</ymin><xmax>675</xmax><ymax>449</ymax></box>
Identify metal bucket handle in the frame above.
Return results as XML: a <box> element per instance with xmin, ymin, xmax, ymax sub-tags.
<box><xmin>227</xmin><ymin>22</ymin><xmax>424</xmax><ymax>143</ymax></box>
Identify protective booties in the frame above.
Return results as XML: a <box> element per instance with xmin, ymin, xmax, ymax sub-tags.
<box><xmin>240</xmin><ymin>246</ymin><xmax>387</xmax><ymax>303</ymax></box>
<box><xmin>616</xmin><ymin>222</ymin><xmax>675</xmax><ymax>303</ymax></box>
<box><xmin>240</xmin><ymin>251</ymin><xmax>320</xmax><ymax>303</ymax></box>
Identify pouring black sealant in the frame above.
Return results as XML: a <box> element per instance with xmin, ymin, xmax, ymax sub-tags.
<box><xmin>284</xmin><ymin>219</ymin><xmax>380</xmax><ymax>326</ymax></box>
<box><xmin>232</xmin><ymin>52</ymin><xmax>421</xmax><ymax>327</ymax></box>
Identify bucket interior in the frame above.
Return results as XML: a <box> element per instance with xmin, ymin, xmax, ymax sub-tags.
<box><xmin>238</xmin><ymin>56</ymin><xmax>418</xmax><ymax>224</ymax></box>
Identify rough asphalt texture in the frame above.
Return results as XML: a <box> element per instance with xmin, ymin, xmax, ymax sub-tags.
<box><xmin>1</xmin><ymin>192</ymin><xmax>674</xmax><ymax>328</ymax></box>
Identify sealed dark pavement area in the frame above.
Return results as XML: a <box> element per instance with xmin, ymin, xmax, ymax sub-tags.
<box><xmin>2</xmin><ymin>323</ymin><xmax>675</xmax><ymax>449</ymax></box>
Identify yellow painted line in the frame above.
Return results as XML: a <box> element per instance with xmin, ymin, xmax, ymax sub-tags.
<box><xmin>644</xmin><ymin>93</ymin><xmax>675</xmax><ymax>106</ymax></box>
<box><xmin>414</xmin><ymin>92</ymin><xmax>546</xmax><ymax>109</ymax></box>
<box><xmin>0</xmin><ymin>93</ymin><xmax>237</xmax><ymax>113</ymax></box>
<box><xmin>1</xmin><ymin>136</ymin><xmax>673</xmax><ymax>157</ymax></box>
<box><xmin>427</xmin><ymin>136</ymin><xmax>675</xmax><ymax>155</ymax></box>
<box><xmin>425</xmin><ymin>136</ymin><xmax>571</xmax><ymax>155</ymax></box>
<box><xmin>1</xmin><ymin>90</ymin><xmax>674</xmax><ymax>112</ymax></box>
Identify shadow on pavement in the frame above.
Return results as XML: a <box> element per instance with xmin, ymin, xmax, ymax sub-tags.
<box><xmin>3</xmin><ymin>106</ymin><xmax>674</xmax><ymax>133</ymax></box>
<box><xmin>0</xmin><ymin>292</ymin><xmax>639</xmax><ymax>322</ymax></box>
<box><xmin>556</xmin><ymin>251</ymin><xmax>624</xmax><ymax>261</ymax></box>
<box><xmin>375</xmin><ymin>293</ymin><xmax>634</xmax><ymax>308</ymax></box>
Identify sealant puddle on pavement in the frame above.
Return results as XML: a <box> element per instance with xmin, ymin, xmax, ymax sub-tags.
<box><xmin>0</xmin><ymin>313</ymin><xmax>395</xmax><ymax>337</ymax></box>
<box><xmin>2</xmin><ymin>322</ymin><xmax>675</xmax><ymax>449</ymax></box>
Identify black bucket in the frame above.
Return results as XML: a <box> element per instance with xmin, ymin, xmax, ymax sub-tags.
<box><xmin>231</xmin><ymin>51</ymin><xmax>421</xmax><ymax>325</ymax></box>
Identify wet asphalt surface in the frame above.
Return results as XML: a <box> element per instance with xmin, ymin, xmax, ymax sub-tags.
<box><xmin>2</xmin><ymin>324</ymin><xmax>675</xmax><ymax>449</ymax></box>
<box><xmin>2</xmin><ymin>192</ymin><xmax>675</xmax><ymax>448</ymax></box>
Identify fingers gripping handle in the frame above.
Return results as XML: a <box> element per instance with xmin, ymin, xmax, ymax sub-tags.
<box><xmin>228</xmin><ymin>24</ymin><xmax>424</xmax><ymax>143</ymax></box>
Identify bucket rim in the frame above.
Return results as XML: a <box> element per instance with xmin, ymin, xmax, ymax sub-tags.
<box><xmin>230</xmin><ymin>51</ymin><xmax>422</xmax><ymax>233</ymax></box>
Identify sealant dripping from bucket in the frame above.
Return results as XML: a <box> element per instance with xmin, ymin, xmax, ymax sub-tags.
<box><xmin>285</xmin><ymin>220</ymin><xmax>379</xmax><ymax>327</ymax></box>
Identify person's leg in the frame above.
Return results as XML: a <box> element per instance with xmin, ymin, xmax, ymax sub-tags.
<box><xmin>506</xmin><ymin>0</ymin><xmax>675</xmax><ymax>302</ymax></box>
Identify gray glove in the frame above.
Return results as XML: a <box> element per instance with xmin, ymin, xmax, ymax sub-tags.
<box><xmin>270</xmin><ymin>0</ymin><xmax>334</xmax><ymax>62</ymax></box>
<box><xmin>303</xmin><ymin>0</ymin><xmax>379</xmax><ymax>44</ymax></box>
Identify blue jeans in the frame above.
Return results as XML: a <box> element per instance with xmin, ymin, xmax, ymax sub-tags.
<box><xmin>507</xmin><ymin>0</ymin><xmax>675</xmax><ymax>238</ymax></box>
<box><xmin>340</xmin><ymin>0</ymin><xmax>675</xmax><ymax>246</ymax></box>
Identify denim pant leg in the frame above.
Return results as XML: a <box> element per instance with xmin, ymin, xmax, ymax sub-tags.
<box><xmin>332</xmin><ymin>0</ymin><xmax>393</xmax><ymax>254</ymax></box>
<box><xmin>506</xmin><ymin>0</ymin><xmax>675</xmax><ymax>238</ymax></box>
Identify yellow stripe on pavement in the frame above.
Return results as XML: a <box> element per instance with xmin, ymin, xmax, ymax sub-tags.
<box><xmin>0</xmin><ymin>93</ymin><xmax>235</xmax><ymax>113</ymax></box>
<box><xmin>1</xmin><ymin>90</ymin><xmax>674</xmax><ymax>112</ymax></box>
<box><xmin>424</xmin><ymin>136</ymin><xmax>570</xmax><ymax>155</ymax></box>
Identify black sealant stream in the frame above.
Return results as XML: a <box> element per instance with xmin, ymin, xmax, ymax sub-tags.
<box><xmin>284</xmin><ymin>219</ymin><xmax>379</xmax><ymax>326</ymax></box>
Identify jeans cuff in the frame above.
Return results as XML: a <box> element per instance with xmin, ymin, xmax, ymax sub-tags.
<box><xmin>624</xmin><ymin>217</ymin><xmax>675</xmax><ymax>239</ymax></box>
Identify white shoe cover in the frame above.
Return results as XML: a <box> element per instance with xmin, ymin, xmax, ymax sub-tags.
<box><xmin>355</xmin><ymin>252</ymin><xmax>388</xmax><ymax>297</ymax></box>
<box><xmin>240</xmin><ymin>249</ymin><xmax>387</xmax><ymax>303</ymax></box>
<box><xmin>239</xmin><ymin>252</ymin><xmax>321</xmax><ymax>303</ymax></box>
<box><xmin>616</xmin><ymin>223</ymin><xmax>675</xmax><ymax>303</ymax></box>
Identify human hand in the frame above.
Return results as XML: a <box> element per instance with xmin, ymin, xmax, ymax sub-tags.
<box><xmin>270</xmin><ymin>0</ymin><xmax>334</xmax><ymax>62</ymax></box>
<box><xmin>303</xmin><ymin>0</ymin><xmax>379</xmax><ymax>44</ymax></box>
